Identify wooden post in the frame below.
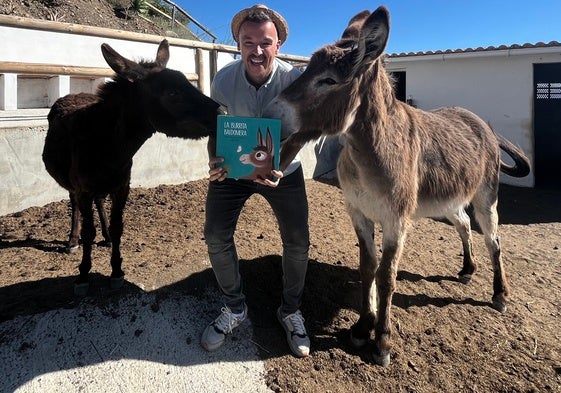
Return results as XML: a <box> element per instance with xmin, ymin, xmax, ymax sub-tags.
<box><xmin>196</xmin><ymin>48</ymin><xmax>206</xmax><ymax>94</ymax></box>
<box><xmin>210</xmin><ymin>49</ymin><xmax>218</xmax><ymax>83</ymax></box>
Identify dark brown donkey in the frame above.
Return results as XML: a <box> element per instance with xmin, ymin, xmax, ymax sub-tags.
<box><xmin>264</xmin><ymin>7</ymin><xmax>530</xmax><ymax>366</ymax></box>
<box><xmin>42</xmin><ymin>39</ymin><xmax>222</xmax><ymax>295</ymax></box>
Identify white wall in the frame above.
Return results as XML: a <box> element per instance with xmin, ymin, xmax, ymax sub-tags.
<box><xmin>0</xmin><ymin>25</ymin><xmax>199</xmax><ymax>71</ymax></box>
<box><xmin>387</xmin><ymin>48</ymin><xmax>561</xmax><ymax>187</ymax></box>
<box><xmin>0</xmin><ymin>124</ymin><xmax>316</xmax><ymax>215</ymax></box>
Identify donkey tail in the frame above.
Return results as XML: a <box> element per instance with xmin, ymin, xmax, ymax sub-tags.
<box><xmin>497</xmin><ymin>135</ymin><xmax>531</xmax><ymax>178</ymax></box>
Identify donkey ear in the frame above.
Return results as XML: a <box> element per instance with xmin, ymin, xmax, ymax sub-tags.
<box><xmin>257</xmin><ymin>128</ymin><xmax>263</xmax><ymax>145</ymax></box>
<box><xmin>101</xmin><ymin>43</ymin><xmax>147</xmax><ymax>82</ymax></box>
<box><xmin>352</xmin><ymin>6</ymin><xmax>390</xmax><ymax>74</ymax></box>
<box><xmin>341</xmin><ymin>10</ymin><xmax>371</xmax><ymax>40</ymax></box>
<box><xmin>266</xmin><ymin>128</ymin><xmax>273</xmax><ymax>153</ymax></box>
<box><xmin>155</xmin><ymin>39</ymin><xmax>170</xmax><ymax>68</ymax></box>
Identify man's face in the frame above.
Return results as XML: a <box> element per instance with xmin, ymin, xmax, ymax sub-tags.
<box><xmin>238</xmin><ymin>20</ymin><xmax>281</xmax><ymax>87</ymax></box>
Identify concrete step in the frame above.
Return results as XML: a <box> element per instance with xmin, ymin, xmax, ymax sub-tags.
<box><xmin>0</xmin><ymin>108</ymin><xmax>49</xmax><ymax>128</ymax></box>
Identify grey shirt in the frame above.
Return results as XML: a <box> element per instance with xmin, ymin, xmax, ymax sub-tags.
<box><xmin>211</xmin><ymin>57</ymin><xmax>302</xmax><ymax>176</ymax></box>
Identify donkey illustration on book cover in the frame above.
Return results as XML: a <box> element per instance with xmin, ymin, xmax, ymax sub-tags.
<box><xmin>239</xmin><ymin>127</ymin><xmax>275</xmax><ymax>180</ymax></box>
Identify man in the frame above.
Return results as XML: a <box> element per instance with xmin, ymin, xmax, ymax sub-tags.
<box><xmin>201</xmin><ymin>4</ymin><xmax>310</xmax><ymax>358</ymax></box>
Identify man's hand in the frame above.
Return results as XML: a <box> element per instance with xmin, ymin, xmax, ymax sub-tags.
<box><xmin>208</xmin><ymin>157</ymin><xmax>227</xmax><ymax>182</ymax></box>
<box><xmin>254</xmin><ymin>169</ymin><xmax>283</xmax><ymax>187</ymax></box>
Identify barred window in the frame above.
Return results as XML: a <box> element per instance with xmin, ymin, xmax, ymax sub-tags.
<box><xmin>536</xmin><ymin>82</ymin><xmax>561</xmax><ymax>99</ymax></box>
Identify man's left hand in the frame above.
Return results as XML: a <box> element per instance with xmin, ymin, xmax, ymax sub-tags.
<box><xmin>254</xmin><ymin>169</ymin><xmax>283</xmax><ymax>187</ymax></box>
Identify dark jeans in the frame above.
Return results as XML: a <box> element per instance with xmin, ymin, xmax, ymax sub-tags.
<box><xmin>204</xmin><ymin>166</ymin><xmax>310</xmax><ymax>315</ymax></box>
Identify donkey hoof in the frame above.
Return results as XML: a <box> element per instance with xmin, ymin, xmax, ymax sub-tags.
<box><xmin>372</xmin><ymin>351</ymin><xmax>391</xmax><ymax>367</ymax></box>
<box><xmin>66</xmin><ymin>245</ymin><xmax>80</xmax><ymax>254</ymax></box>
<box><xmin>458</xmin><ymin>274</ymin><xmax>472</xmax><ymax>285</ymax></box>
<box><xmin>349</xmin><ymin>330</ymin><xmax>368</xmax><ymax>348</ymax></box>
<box><xmin>74</xmin><ymin>282</ymin><xmax>89</xmax><ymax>296</ymax></box>
<box><xmin>110</xmin><ymin>276</ymin><xmax>125</xmax><ymax>289</ymax></box>
<box><xmin>492</xmin><ymin>298</ymin><xmax>507</xmax><ymax>314</ymax></box>
<box><xmin>350</xmin><ymin>335</ymin><xmax>368</xmax><ymax>348</ymax></box>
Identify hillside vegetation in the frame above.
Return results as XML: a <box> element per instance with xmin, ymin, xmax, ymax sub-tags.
<box><xmin>0</xmin><ymin>0</ymin><xmax>201</xmax><ymax>40</ymax></box>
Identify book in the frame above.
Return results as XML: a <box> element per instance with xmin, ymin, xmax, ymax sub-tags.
<box><xmin>216</xmin><ymin>115</ymin><xmax>281</xmax><ymax>180</ymax></box>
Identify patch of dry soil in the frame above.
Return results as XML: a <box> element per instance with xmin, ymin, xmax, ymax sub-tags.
<box><xmin>1</xmin><ymin>179</ymin><xmax>560</xmax><ymax>392</ymax></box>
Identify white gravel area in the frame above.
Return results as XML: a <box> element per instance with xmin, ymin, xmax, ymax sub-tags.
<box><xmin>0</xmin><ymin>289</ymin><xmax>271</xmax><ymax>393</ymax></box>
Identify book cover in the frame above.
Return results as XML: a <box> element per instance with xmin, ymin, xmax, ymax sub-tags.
<box><xmin>216</xmin><ymin>115</ymin><xmax>281</xmax><ymax>180</ymax></box>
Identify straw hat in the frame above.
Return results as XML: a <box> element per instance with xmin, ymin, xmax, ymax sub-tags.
<box><xmin>231</xmin><ymin>4</ymin><xmax>289</xmax><ymax>43</ymax></box>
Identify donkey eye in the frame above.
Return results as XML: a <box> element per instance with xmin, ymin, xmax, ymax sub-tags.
<box><xmin>318</xmin><ymin>77</ymin><xmax>337</xmax><ymax>86</ymax></box>
<box><xmin>255</xmin><ymin>152</ymin><xmax>267</xmax><ymax>161</ymax></box>
<box><xmin>167</xmin><ymin>89</ymin><xmax>178</xmax><ymax>97</ymax></box>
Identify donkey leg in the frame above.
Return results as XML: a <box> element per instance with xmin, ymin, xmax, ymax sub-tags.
<box><xmin>108</xmin><ymin>186</ymin><xmax>129</xmax><ymax>289</ymax></box>
<box><xmin>75</xmin><ymin>193</ymin><xmax>96</xmax><ymax>296</ymax></box>
<box><xmin>472</xmin><ymin>197</ymin><xmax>509</xmax><ymax>313</ymax></box>
<box><xmin>447</xmin><ymin>208</ymin><xmax>476</xmax><ymax>284</ymax></box>
<box><xmin>373</xmin><ymin>219</ymin><xmax>407</xmax><ymax>367</ymax></box>
<box><xmin>348</xmin><ymin>207</ymin><xmax>378</xmax><ymax>348</ymax></box>
<box><xmin>94</xmin><ymin>196</ymin><xmax>112</xmax><ymax>248</ymax></box>
<box><xmin>67</xmin><ymin>192</ymin><xmax>81</xmax><ymax>253</ymax></box>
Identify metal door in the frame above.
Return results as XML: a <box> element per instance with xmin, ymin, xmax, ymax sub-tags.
<box><xmin>534</xmin><ymin>63</ymin><xmax>561</xmax><ymax>188</ymax></box>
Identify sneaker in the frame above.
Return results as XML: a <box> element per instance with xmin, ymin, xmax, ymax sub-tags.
<box><xmin>277</xmin><ymin>308</ymin><xmax>310</xmax><ymax>357</ymax></box>
<box><xmin>201</xmin><ymin>305</ymin><xmax>247</xmax><ymax>351</ymax></box>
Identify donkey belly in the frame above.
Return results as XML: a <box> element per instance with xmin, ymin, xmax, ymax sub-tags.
<box><xmin>338</xmin><ymin>148</ymin><xmax>472</xmax><ymax>223</ymax></box>
<box><xmin>414</xmin><ymin>195</ymin><xmax>471</xmax><ymax>220</ymax></box>
<box><xmin>338</xmin><ymin>164</ymin><xmax>387</xmax><ymax>223</ymax></box>
<box><xmin>341</xmin><ymin>183</ymin><xmax>388</xmax><ymax>223</ymax></box>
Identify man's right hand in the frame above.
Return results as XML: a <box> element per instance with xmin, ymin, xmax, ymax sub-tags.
<box><xmin>208</xmin><ymin>157</ymin><xmax>227</xmax><ymax>182</ymax></box>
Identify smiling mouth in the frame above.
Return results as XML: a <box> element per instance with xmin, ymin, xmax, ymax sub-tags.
<box><xmin>250</xmin><ymin>57</ymin><xmax>265</xmax><ymax>65</ymax></box>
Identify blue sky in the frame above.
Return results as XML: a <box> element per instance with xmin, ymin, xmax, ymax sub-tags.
<box><xmin>173</xmin><ymin>1</ymin><xmax>560</xmax><ymax>56</ymax></box>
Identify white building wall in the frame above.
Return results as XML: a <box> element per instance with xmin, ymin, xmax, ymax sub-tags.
<box><xmin>18</xmin><ymin>78</ymin><xmax>50</xmax><ymax>108</ymax></box>
<box><xmin>70</xmin><ymin>77</ymin><xmax>105</xmax><ymax>95</ymax></box>
<box><xmin>386</xmin><ymin>50</ymin><xmax>561</xmax><ymax>187</ymax></box>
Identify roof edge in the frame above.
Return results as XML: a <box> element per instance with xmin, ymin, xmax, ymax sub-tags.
<box><xmin>387</xmin><ymin>40</ymin><xmax>561</xmax><ymax>59</ymax></box>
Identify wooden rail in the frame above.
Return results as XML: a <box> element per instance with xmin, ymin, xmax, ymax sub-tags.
<box><xmin>0</xmin><ymin>61</ymin><xmax>199</xmax><ymax>81</ymax></box>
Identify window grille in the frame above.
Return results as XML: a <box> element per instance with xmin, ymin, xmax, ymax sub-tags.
<box><xmin>536</xmin><ymin>82</ymin><xmax>561</xmax><ymax>99</ymax></box>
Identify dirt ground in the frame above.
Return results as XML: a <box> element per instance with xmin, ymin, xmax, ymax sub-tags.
<box><xmin>2</xmin><ymin>2</ymin><xmax>561</xmax><ymax>392</ymax></box>
<box><xmin>1</xmin><ymin>177</ymin><xmax>560</xmax><ymax>392</ymax></box>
